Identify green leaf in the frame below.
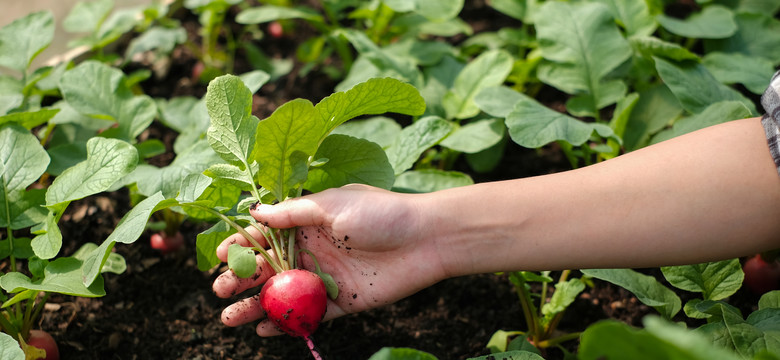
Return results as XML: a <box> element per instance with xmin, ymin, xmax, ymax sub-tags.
<box><xmin>594</xmin><ymin>0</ymin><xmax>657</xmax><ymax>37</ymax></box>
<box><xmin>304</xmin><ymin>134</ymin><xmax>395</xmax><ymax>192</ymax></box>
<box><xmin>0</xmin><ymin>11</ymin><xmax>54</xmax><ymax>73</ymax></box>
<box><xmin>0</xmin><ymin>124</ymin><xmax>50</xmax><ymax>194</ymax></box>
<box><xmin>0</xmin><ymin>76</ymin><xmax>24</xmax><ymax>115</ymax></box>
<box><xmin>760</xmin><ymin>291</ymin><xmax>780</xmax><ymax>310</ymax></box>
<box><xmin>196</xmin><ymin>221</ymin><xmax>235</xmax><ymax>271</ymax></box>
<box><xmin>384</xmin><ymin>116</ymin><xmax>455</xmax><ymax>175</ymax></box>
<box><xmin>124</xmin><ymin>26</ymin><xmax>187</xmax><ymax>61</ymax></box>
<box><xmin>661</xmin><ymin>259</ymin><xmax>744</xmax><ymax>300</ymax></box>
<box><xmin>694</xmin><ymin>301</ymin><xmax>780</xmax><ymax>358</ymax></box>
<box><xmin>331</xmin><ymin>116</ymin><xmax>402</xmax><ymax>149</ymax></box>
<box><xmin>59</xmin><ymin>60</ymin><xmax>156</xmax><ymax>140</ymax></box>
<box><xmin>541</xmin><ymin>278</ymin><xmax>586</xmax><ymax>322</ymax></box>
<box><xmin>125</xmin><ymin>139</ymin><xmax>222</xmax><ymax>198</ymax></box>
<box><xmin>657</xmin><ymin>5</ymin><xmax>737</xmax><ymax>39</ymax></box>
<box><xmin>644</xmin><ymin>316</ymin><xmax>742</xmax><ymax>360</ymax></box>
<box><xmin>489</xmin><ymin>0</ymin><xmax>532</xmax><ymax>21</ymax></box>
<box><xmin>654</xmin><ymin>57</ymin><xmax>756</xmax><ymax>115</ymax></box>
<box><xmin>392</xmin><ymin>170</ymin><xmax>474</xmax><ymax>193</ymax></box>
<box><xmin>235</xmin><ymin>5</ymin><xmax>324</xmax><ymax>24</ymax></box>
<box><xmin>368</xmin><ymin>347</ymin><xmax>438</xmax><ymax>360</ymax></box>
<box><xmin>504</xmin><ymin>94</ymin><xmax>612</xmax><ymax>148</ymax></box>
<box><xmin>474</xmin><ymin>86</ymin><xmax>526</xmax><ymax>118</ymax></box>
<box><xmin>0</xmin><ymin>332</ymin><xmax>24</xmax><ymax>360</ymax></box>
<box><xmin>579</xmin><ymin>318</ymin><xmax>741</xmax><ymax>360</ymax></box>
<box><xmin>581</xmin><ymin>268</ymin><xmax>681</xmax><ymax>319</ymax></box>
<box><xmin>203</xmin><ymin>163</ymin><xmax>256</xmax><ymax>191</ymax></box>
<box><xmin>254</xmin><ymin>99</ymin><xmax>321</xmax><ymax>201</ymax></box>
<box><xmin>63</xmin><ymin>0</ymin><xmax>113</xmax><ymax>33</ymax></box>
<box><xmin>30</xmin><ymin>211</ymin><xmax>62</xmax><ymax>260</ymax></box>
<box><xmin>469</xmin><ymin>351</ymin><xmax>544</xmax><ymax>360</ymax></box>
<box><xmin>0</xmin><ymin>257</ymin><xmax>105</xmax><ymax>297</ymax></box>
<box><xmin>629</xmin><ymin>36</ymin><xmax>700</xmax><ymax>62</ymax></box>
<box><xmin>205</xmin><ymin>74</ymin><xmax>259</xmax><ymax>167</ymax></box>
<box><xmin>46</xmin><ymin>137</ymin><xmax>138</xmax><ymax>207</ymax></box>
<box><xmin>535</xmin><ymin>2</ymin><xmax>632</xmax><ymax>117</ymax></box>
<box><xmin>72</xmin><ymin>242</ymin><xmax>125</xmax><ymax>275</ymax></box>
<box><xmin>239</xmin><ymin>70</ymin><xmax>271</xmax><ymax>94</ymax></box>
<box><xmin>440</xmin><ymin>118</ymin><xmax>505</xmax><ymax>153</ymax></box>
<box><xmin>442</xmin><ymin>49</ymin><xmax>513</xmax><ymax>120</ymax></box>
<box><xmin>486</xmin><ymin>329</ymin><xmax>525</xmax><ymax>353</ymax></box>
<box><xmin>176</xmin><ymin>173</ymin><xmax>214</xmax><ymax>203</ymax></box>
<box><xmin>182</xmin><ymin>180</ymin><xmax>243</xmax><ymax>222</ymax></box>
<box><xmin>135</xmin><ymin>139</ymin><xmax>166</xmax><ymax>160</ymax></box>
<box><xmin>228</xmin><ymin>243</ymin><xmax>257</xmax><ymax>278</ymax></box>
<box><xmin>704</xmin><ymin>13</ymin><xmax>780</xmax><ymax>66</ymax></box>
<box><xmin>82</xmin><ymin>192</ymin><xmax>168</xmax><ymax>286</ymax></box>
<box><xmin>157</xmin><ymin>96</ymin><xmax>210</xmax><ymax>153</ymax></box>
<box><xmin>315</xmin><ymin>77</ymin><xmax>426</xmax><ymax>137</ymax></box>
<box><xmin>337</xmin><ymin>30</ymin><xmax>423</xmax><ymax>87</ymax></box>
<box><xmin>703</xmin><ymin>52</ymin><xmax>775</xmax><ymax>94</ymax></box>
<box><xmin>0</xmin><ymin>108</ymin><xmax>60</xmax><ymax>130</ymax></box>
<box><xmin>384</xmin><ymin>0</ymin><xmax>464</xmax><ymax>21</ymax></box>
<box><xmin>623</xmin><ymin>84</ymin><xmax>683</xmax><ymax>151</ymax></box>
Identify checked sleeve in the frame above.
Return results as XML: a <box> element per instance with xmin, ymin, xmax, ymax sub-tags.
<box><xmin>761</xmin><ymin>71</ymin><xmax>780</xmax><ymax>176</ymax></box>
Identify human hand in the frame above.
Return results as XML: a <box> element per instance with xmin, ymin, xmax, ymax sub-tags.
<box><xmin>211</xmin><ymin>184</ymin><xmax>448</xmax><ymax>336</ymax></box>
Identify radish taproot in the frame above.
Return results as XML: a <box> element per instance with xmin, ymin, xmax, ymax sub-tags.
<box><xmin>743</xmin><ymin>254</ymin><xmax>780</xmax><ymax>295</ymax></box>
<box><xmin>150</xmin><ymin>231</ymin><xmax>184</xmax><ymax>255</ymax></box>
<box><xmin>259</xmin><ymin>269</ymin><xmax>328</xmax><ymax>338</ymax></box>
<box><xmin>26</xmin><ymin>330</ymin><xmax>59</xmax><ymax>360</ymax></box>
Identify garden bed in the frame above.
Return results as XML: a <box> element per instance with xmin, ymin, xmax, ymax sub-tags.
<box><xmin>2</xmin><ymin>0</ymin><xmax>779</xmax><ymax>359</ymax></box>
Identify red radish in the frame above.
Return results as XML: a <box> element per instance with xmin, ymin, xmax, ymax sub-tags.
<box><xmin>259</xmin><ymin>269</ymin><xmax>327</xmax><ymax>338</ymax></box>
<box><xmin>191</xmin><ymin>61</ymin><xmax>205</xmax><ymax>82</ymax></box>
<box><xmin>267</xmin><ymin>21</ymin><xmax>283</xmax><ymax>38</ymax></box>
<box><xmin>26</xmin><ymin>330</ymin><xmax>59</xmax><ymax>360</ymax></box>
<box><xmin>150</xmin><ymin>231</ymin><xmax>184</xmax><ymax>255</ymax></box>
<box><xmin>743</xmin><ymin>254</ymin><xmax>780</xmax><ymax>295</ymax></box>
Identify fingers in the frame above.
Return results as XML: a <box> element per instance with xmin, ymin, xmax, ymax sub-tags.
<box><xmin>220</xmin><ymin>294</ymin><xmax>265</xmax><ymax>327</ymax></box>
<box><xmin>256</xmin><ymin>320</ymin><xmax>284</xmax><ymax>337</ymax></box>
<box><xmin>249</xmin><ymin>194</ymin><xmax>329</xmax><ymax>229</ymax></box>
<box><xmin>212</xmin><ymin>252</ymin><xmax>276</xmax><ymax>298</ymax></box>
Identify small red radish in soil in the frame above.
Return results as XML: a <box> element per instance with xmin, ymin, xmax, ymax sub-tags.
<box><xmin>150</xmin><ymin>231</ymin><xmax>184</xmax><ymax>255</ymax></box>
<box><xmin>743</xmin><ymin>254</ymin><xmax>780</xmax><ymax>295</ymax></box>
<box><xmin>260</xmin><ymin>269</ymin><xmax>328</xmax><ymax>338</ymax></box>
<box><xmin>25</xmin><ymin>330</ymin><xmax>59</xmax><ymax>360</ymax></box>
<box><xmin>267</xmin><ymin>21</ymin><xmax>284</xmax><ymax>38</ymax></box>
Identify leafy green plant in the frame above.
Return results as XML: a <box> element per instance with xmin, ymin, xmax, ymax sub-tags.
<box><xmin>235</xmin><ymin>0</ymin><xmax>468</xmax><ymax>79</ymax></box>
<box><xmin>484</xmin><ymin>271</ymin><xmax>585</xmax><ymax>357</ymax></box>
<box><xmin>580</xmin><ymin>259</ymin><xmax>780</xmax><ymax>357</ymax></box>
<box><xmin>183</xmin><ymin>0</ymin><xmax>244</xmax><ymax>82</ymax></box>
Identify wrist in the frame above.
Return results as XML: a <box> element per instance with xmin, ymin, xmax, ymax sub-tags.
<box><xmin>412</xmin><ymin>182</ymin><xmax>525</xmax><ymax>279</ymax></box>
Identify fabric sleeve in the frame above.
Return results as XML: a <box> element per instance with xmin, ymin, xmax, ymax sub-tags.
<box><xmin>761</xmin><ymin>71</ymin><xmax>780</xmax><ymax>176</ymax></box>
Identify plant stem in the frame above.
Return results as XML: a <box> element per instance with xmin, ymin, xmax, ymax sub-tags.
<box><xmin>511</xmin><ymin>273</ymin><xmax>539</xmax><ymax>340</ymax></box>
<box><xmin>536</xmin><ymin>331</ymin><xmax>582</xmax><ymax>348</ymax></box>
<box><xmin>286</xmin><ymin>228</ymin><xmax>296</xmax><ymax>269</ymax></box>
<box><xmin>184</xmin><ymin>203</ymin><xmax>283</xmax><ymax>274</ymax></box>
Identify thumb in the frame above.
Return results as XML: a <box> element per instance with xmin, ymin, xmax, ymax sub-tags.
<box><xmin>249</xmin><ymin>195</ymin><xmax>327</xmax><ymax>229</ymax></box>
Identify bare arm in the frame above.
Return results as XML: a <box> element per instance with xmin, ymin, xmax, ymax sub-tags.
<box><xmin>423</xmin><ymin>116</ymin><xmax>780</xmax><ymax>277</ymax></box>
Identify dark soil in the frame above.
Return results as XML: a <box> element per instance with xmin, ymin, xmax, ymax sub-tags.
<box><xmin>17</xmin><ymin>1</ymin><xmax>766</xmax><ymax>359</ymax></box>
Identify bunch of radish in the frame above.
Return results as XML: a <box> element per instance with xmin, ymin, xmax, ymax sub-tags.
<box><xmin>222</xmin><ymin>214</ymin><xmax>337</xmax><ymax>360</ymax></box>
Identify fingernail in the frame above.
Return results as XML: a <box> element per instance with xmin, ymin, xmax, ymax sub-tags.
<box><xmin>249</xmin><ymin>202</ymin><xmax>260</xmax><ymax>211</ymax></box>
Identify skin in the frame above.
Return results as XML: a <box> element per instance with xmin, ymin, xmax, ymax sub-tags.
<box><xmin>212</xmin><ymin>117</ymin><xmax>780</xmax><ymax>336</ymax></box>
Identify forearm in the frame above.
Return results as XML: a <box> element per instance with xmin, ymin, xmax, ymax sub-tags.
<box><xmin>419</xmin><ymin>117</ymin><xmax>780</xmax><ymax>278</ymax></box>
